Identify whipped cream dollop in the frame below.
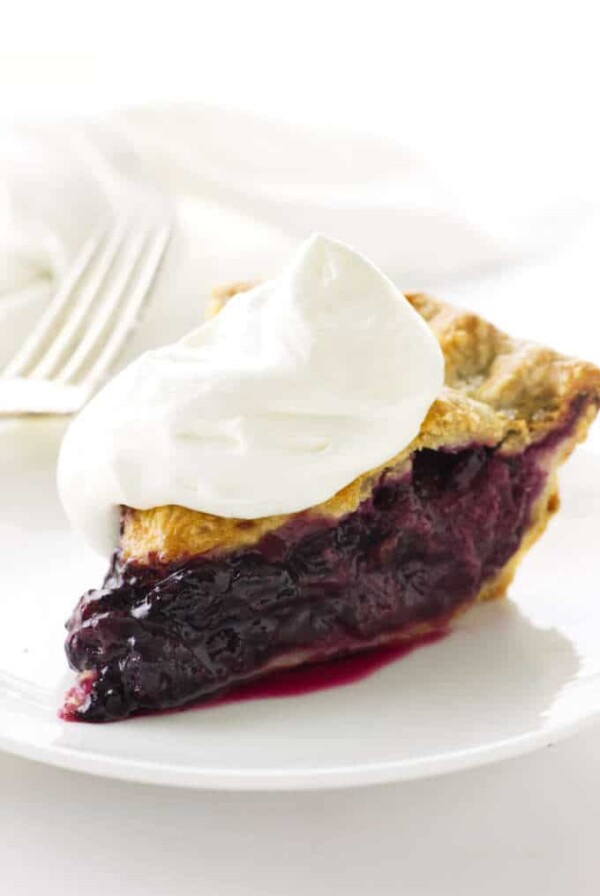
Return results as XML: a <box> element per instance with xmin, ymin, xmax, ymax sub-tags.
<box><xmin>58</xmin><ymin>234</ymin><xmax>444</xmax><ymax>555</ymax></box>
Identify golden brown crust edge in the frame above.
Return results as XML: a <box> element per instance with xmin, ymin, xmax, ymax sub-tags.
<box><xmin>121</xmin><ymin>287</ymin><xmax>600</xmax><ymax>564</ymax></box>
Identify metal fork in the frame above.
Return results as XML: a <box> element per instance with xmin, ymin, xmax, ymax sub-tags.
<box><xmin>0</xmin><ymin>220</ymin><xmax>171</xmax><ymax>416</ymax></box>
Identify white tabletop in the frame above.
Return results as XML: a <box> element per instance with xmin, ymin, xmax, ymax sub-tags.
<box><xmin>2</xmin><ymin>16</ymin><xmax>600</xmax><ymax>890</ymax></box>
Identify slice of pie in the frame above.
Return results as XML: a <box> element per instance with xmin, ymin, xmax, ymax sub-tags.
<box><xmin>62</xmin><ymin>286</ymin><xmax>600</xmax><ymax>722</ymax></box>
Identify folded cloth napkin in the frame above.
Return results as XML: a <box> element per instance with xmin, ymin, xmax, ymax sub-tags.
<box><xmin>0</xmin><ymin>103</ymin><xmax>592</xmax><ymax>371</ymax></box>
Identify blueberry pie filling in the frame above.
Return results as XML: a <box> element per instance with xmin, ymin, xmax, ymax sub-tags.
<box><xmin>65</xmin><ymin>429</ymin><xmax>569</xmax><ymax>722</ymax></box>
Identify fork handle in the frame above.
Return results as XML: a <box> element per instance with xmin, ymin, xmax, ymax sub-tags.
<box><xmin>0</xmin><ymin>378</ymin><xmax>87</xmax><ymax>417</ymax></box>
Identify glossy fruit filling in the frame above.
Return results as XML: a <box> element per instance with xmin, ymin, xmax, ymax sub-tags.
<box><xmin>62</xmin><ymin>432</ymin><xmax>558</xmax><ymax>723</ymax></box>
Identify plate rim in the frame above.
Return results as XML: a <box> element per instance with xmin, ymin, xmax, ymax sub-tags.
<box><xmin>1</xmin><ymin>707</ymin><xmax>599</xmax><ymax>790</ymax></box>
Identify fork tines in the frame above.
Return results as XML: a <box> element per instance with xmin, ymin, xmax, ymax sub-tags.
<box><xmin>3</xmin><ymin>221</ymin><xmax>171</xmax><ymax>395</ymax></box>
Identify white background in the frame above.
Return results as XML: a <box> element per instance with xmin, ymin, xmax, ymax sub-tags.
<box><xmin>3</xmin><ymin>1</ymin><xmax>600</xmax><ymax>209</ymax></box>
<box><xmin>2</xmin><ymin>3</ymin><xmax>600</xmax><ymax>893</ymax></box>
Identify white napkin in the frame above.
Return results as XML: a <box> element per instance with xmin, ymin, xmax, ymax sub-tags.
<box><xmin>1</xmin><ymin>103</ymin><xmax>592</xmax><ymax>371</ymax></box>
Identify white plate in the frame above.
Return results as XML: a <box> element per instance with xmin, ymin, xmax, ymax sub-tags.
<box><xmin>1</xmin><ymin>418</ymin><xmax>599</xmax><ymax>791</ymax></box>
